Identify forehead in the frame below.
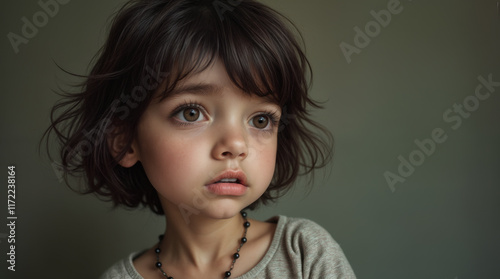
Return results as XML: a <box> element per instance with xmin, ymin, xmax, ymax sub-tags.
<box><xmin>156</xmin><ymin>59</ymin><xmax>279</xmax><ymax>104</ymax></box>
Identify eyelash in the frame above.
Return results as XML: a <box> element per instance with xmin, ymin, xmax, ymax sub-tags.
<box><xmin>169</xmin><ymin>101</ymin><xmax>281</xmax><ymax>129</ymax></box>
<box><xmin>259</xmin><ymin>110</ymin><xmax>280</xmax><ymax>128</ymax></box>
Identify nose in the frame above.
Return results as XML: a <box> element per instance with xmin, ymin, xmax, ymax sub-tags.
<box><xmin>211</xmin><ymin>124</ymin><xmax>249</xmax><ymax>160</ymax></box>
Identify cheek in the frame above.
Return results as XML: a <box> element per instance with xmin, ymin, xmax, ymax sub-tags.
<box><xmin>246</xmin><ymin>135</ymin><xmax>278</xmax><ymax>186</ymax></box>
<box><xmin>259</xmin><ymin>143</ymin><xmax>277</xmax><ymax>170</ymax></box>
<box><xmin>137</xmin><ymin>134</ymin><xmax>208</xmax><ymax>195</ymax></box>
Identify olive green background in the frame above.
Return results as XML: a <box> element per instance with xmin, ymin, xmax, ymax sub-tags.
<box><xmin>1</xmin><ymin>0</ymin><xmax>499</xmax><ymax>278</ymax></box>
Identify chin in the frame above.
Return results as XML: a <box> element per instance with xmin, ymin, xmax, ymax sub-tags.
<box><xmin>202</xmin><ymin>201</ymin><xmax>250</xmax><ymax>220</ymax></box>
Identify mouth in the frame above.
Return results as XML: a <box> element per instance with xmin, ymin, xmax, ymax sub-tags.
<box><xmin>207</xmin><ymin>170</ymin><xmax>248</xmax><ymax>186</ymax></box>
<box><xmin>205</xmin><ymin>170</ymin><xmax>248</xmax><ymax>196</ymax></box>
<box><xmin>214</xmin><ymin>178</ymin><xmax>242</xmax><ymax>184</ymax></box>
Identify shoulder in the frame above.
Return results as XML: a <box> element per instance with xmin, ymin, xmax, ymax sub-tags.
<box><xmin>272</xmin><ymin>215</ymin><xmax>357</xmax><ymax>279</ymax></box>
<box><xmin>280</xmin><ymin>216</ymin><xmax>332</xmax><ymax>238</ymax></box>
<box><xmin>100</xmin><ymin>252</ymin><xmax>144</xmax><ymax>279</ymax></box>
<box><xmin>278</xmin><ymin>216</ymin><xmax>340</xmax><ymax>249</ymax></box>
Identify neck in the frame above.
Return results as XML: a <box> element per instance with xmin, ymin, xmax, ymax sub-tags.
<box><xmin>160</xmin><ymin>208</ymin><xmax>246</xmax><ymax>268</ymax></box>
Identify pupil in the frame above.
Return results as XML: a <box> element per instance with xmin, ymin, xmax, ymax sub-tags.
<box><xmin>254</xmin><ymin>115</ymin><xmax>268</xmax><ymax>128</ymax></box>
<box><xmin>183</xmin><ymin>108</ymin><xmax>199</xmax><ymax>121</ymax></box>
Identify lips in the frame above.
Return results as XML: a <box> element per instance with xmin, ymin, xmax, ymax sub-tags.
<box><xmin>205</xmin><ymin>170</ymin><xmax>248</xmax><ymax>196</ymax></box>
<box><xmin>207</xmin><ymin>170</ymin><xmax>248</xmax><ymax>186</ymax></box>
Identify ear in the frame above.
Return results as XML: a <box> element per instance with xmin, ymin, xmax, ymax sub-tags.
<box><xmin>108</xmin><ymin>132</ymin><xmax>139</xmax><ymax>168</ymax></box>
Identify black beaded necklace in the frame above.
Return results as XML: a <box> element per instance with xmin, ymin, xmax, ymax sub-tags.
<box><xmin>155</xmin><ymin>211</ymin><xmax>250</xmax><ymax>279</ymax></box>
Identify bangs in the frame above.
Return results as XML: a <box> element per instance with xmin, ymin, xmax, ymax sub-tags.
<box><xmin>138</xmin><ymin>0</ymin><xmax>308</xmax><ymax>107</ymax></box>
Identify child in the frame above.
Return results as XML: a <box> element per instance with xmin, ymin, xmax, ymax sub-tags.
<box><xmin>44</xmin><ymin>0</ymin><xmax>356</xmax><ymax>278</ymax></box>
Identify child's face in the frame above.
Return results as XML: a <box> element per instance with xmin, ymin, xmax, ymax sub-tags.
<box><xmin>128</xmin><ymin>60</ymin><xmax>281</xmax><ymax>220</ymax></box>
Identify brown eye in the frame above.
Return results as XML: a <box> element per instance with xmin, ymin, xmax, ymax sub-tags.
<box><xmin>251</xmin><ymin>115</ymin><xmax>269</xmax><ymax>129</ymax></box>
<box><xmin>182</xmin><ymin>108</ymin><xmax>200</xmax><ymax>122</ymax></box>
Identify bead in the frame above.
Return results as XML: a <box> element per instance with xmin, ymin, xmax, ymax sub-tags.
<box><xmin>234</xmin><ymin>253</ymin><xmax>240</xmax><ymax>259</ymax></box>
<box><xmin>168</xmin><ymin>277</ymin><xmax>173</xmax><ymax>279</ymax></box>
<box><xmin>225</xmin><ymin>271</ymin><xmax>231</xmax><ymax>277</ymax></box>
<box><xmin>243</xmin><ymin>221</ymin><xmax>250</xmax><ymax>228</ymax></box>
<box><xmin>155</xmin><ymin>248</ymin><xmax>161</xmax><ymax>254</ymax></box>
<box><xmin>155</xmin><ymin>261</ymin><xmax>162</xmax><ymax>268</ymax></box>
<box><xmin>241</xmin><ymin>237</ymin><xmax>247</xmax><ymax>243</ymax></box>
<box><xmin>241</xmin><ymin>211</ymin><xmax>247</xmax><ymax>218</ymax></box>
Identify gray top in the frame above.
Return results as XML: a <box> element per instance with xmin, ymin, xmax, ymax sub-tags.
<box><xmin>100</xmin><ymin>215</ymin><xmax>356</xmax><ymax>279</ymax></box>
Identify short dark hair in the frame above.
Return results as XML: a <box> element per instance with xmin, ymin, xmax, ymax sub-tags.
<box><xmin>43</xmin><ymin>0</ymin><xmax>333</xmax><ymax>215</ymax></box>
